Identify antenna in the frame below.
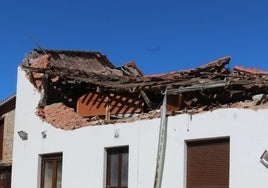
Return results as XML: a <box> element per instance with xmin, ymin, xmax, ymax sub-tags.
<box><xmin>29</xmin><ymin>36</ymin><xmax>47</xmax><ymax>54</ymax></box>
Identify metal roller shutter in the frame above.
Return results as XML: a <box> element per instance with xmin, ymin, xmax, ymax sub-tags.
<box><xmin>186</xmin><ymin>138</ymin><xmax>230</xmax><ymax>188</ymax></box>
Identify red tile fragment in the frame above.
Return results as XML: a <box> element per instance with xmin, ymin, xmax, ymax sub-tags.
<box><xmin>234</xmin><ymin>66</ymin><xmax>268</xmax><ymax>75</ymax></box>
<box><xmin>123</xmin><ymin>61</ymin><xmax>144</xmax><ymax>76</ymax></box>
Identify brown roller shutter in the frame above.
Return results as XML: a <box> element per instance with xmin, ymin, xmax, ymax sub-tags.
<box><xmin>186</xmin><ymin>138</ymin><xmax>230</xmax><ymax>188</ymax></box>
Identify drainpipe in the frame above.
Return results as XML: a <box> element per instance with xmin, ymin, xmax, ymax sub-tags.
<box><xmin>153</xmin><ymin>90</ymin><xmax>167</xmax><ymax>188</ymax></box>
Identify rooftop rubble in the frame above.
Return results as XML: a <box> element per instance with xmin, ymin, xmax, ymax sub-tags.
<box><xmin>21</xmin><ymin>49</ymin><xmax>268</xmax><ymax>130</ymax></box>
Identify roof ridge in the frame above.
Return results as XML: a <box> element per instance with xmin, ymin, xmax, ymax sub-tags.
<box><xmin>0</xmin><ymin>94</ymin><xmax>16</xmax><ymax>106</ymax></box>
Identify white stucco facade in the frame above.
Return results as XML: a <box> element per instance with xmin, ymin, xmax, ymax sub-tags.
<box><xmin>12</xmin><ymin>68</ymin><xmax>268</xmax><ymax>187</ymax></box>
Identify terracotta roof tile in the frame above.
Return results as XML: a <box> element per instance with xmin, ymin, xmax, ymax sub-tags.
<box><xmin>234</xmin><ymin>66</ymin><xmax>268</xmax><ymax>75</ymax></box>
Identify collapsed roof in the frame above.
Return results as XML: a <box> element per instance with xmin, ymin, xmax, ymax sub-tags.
<box><xmin>20</xmin><ymin>49</ymin><xmax>268</xmax><ymax>130</ymax></box>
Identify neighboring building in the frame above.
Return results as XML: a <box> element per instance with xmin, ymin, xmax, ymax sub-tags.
<box><xmin>11</xmin><ymin>49</ymin><xmax>268</xmax><ymax>188</ymax></box>
<box><xmin>0</xmin><ymin>95</ymin><xmax>15</xmax><ymax>188</ymax></box>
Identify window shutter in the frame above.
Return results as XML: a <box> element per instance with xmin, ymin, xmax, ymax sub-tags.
<box><xmin>186</xmin><ymin>138</ymin><xmax>230</xmax><ymax>188</ymax></box>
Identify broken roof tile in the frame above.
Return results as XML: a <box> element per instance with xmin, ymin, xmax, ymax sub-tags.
<box><xmin>20</xmin><ymin>49</ymin><xmax>268</xmax><ymax>130</ymax></box>
<box><xmin>122</xmin><ymin>61</ymin><xmax>144</xmax><ymax>76</ymax></box>
<box><xmin>234</xmin><ymin>66</ymin><xmax>268</xmax><ymax>75</ymax></box>
<box><xmin>146</xmin><ymin>56</ymin><xmax>231</xmax><ymax>79</ymax></box>
<box><xmin>22</xmin><ymin>49</ymin><xmax>115</xmax><ymax>73</ymax></box>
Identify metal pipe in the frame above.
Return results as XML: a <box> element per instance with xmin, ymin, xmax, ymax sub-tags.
<box><xmin>167</xmin><ymin>80</ymin><xmax>229</xmax><ymax>94</ymax></box>
<box><xmin>153</xmin><ymin>90</ymin><xmax>167</xmax><ymax>188</ymax></box>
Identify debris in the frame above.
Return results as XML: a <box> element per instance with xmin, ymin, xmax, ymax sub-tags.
<box><xmin>20</xmin><ymin>49</ymin><xmax>268</xmax><ymax>130</ymax></box>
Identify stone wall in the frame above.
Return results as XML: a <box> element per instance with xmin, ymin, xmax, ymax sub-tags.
<box><xmin>2</xmin><ymin>109</ymin><xmax>15</xmax><ymax>163</ymax></box>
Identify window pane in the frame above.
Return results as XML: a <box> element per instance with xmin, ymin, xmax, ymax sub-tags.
<box><xmin>41</xmin><ymin>153</ymin><xmax>62</xmax><ymax>188</ymax></box>
<box><xmin>56</xmin><ymin>161</ymin><xmax>62</xmax><ymax>188</ymax></box>
<box><xmin>43</xmin><ymin>161</ymin><xmax>53</xmax><ymax>188</ymax></box>
<box><xmin>110</xmin><ymin>154</ymin><xmax>119</xmax><ymax>186</ymax></box>
<box><xmin>121</xmin><ymin>153</ymin><xmax>128</xmax><ymax>186</ymax></box>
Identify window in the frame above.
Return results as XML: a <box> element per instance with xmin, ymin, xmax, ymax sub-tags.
<box><xmin>40</xmin><ymin>153</ymin><xmax>62</xmax><ymax>188</ymax></box>
<box><xmin>0</xmin><ymin>169</ymin><xmax>11</xmax><ymax>188</ymax></box>
<box><xmin>106</xmin><ymin>146</ymin><xmax>129</xmax><ymax>188</ymax></box>
<box><xmin>186</xmin><ymin>138</ymin><xmax>230</xmax><ymax>188</ymax></box>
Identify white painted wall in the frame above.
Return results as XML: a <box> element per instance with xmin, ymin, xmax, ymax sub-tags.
<box><xmin>12</xmin><ymin>68</ymin><xmax>268</xmax><ymax>188</ymax></box>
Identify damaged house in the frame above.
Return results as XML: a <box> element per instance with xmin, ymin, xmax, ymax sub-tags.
<box><xmin>12</xmin><ymin>49</ymin><xmax>268</xmax><ymax>188</ymax></box>
<box><xmin>0</xmin><ymin>95</ymin><xmax>15</xmax><ymax>188</ymax></box>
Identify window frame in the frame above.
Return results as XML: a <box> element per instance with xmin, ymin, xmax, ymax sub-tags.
<box><xmin>106</xmin><ymin>146</ymin><xmax>129</xmax><ymax>188</ymax></box>
<box><xmin>40</xmin><ymin>153</ymin><xmax>63</xmax><ymax>188</ymax></box>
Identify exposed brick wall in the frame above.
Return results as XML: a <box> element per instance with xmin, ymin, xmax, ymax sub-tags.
<box><xmin>2</xmin><ymin>109</ymin><xmax>15</xmax><ymax>163</ymax></box>
<box><xmin>37</xmin><ymin>103</ymin><xmax>90</xmax><ymax>130</ymax></box>
<box><xmin>25</xmin><ymin>54</ymin><xmax>52</xmax><ymax>91</ymax></box>
<box><xmin>29</xmin><ymin>54</ymin><xmax>51</xmax><ymax>69</ymax></box>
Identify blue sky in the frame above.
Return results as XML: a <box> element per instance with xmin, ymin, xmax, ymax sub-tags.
<box><xmin>1</xmin><ymin>0</ymin><xmax>268</xmax><ymax>101</ymax></box>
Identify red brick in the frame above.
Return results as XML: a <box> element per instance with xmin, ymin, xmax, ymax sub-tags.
<box><xmin>29</xmin><ymin>54</ymin><xmax>51</xmax><ymax>69</ymax></box>
<box><xmin>37</xmin><ymin>103</ymin><xmax>89</xmax><ymax>130</ymax></box>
